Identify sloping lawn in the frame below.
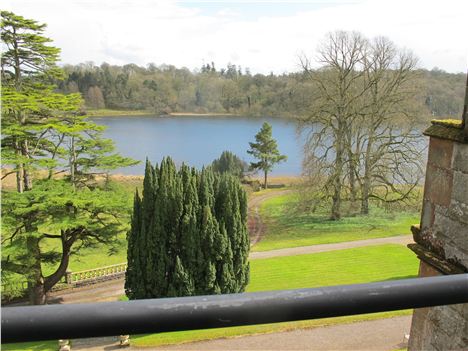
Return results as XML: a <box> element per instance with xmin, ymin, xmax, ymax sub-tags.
<box><xmin>253</xmin><ymin>192</ymin><xmax>419</xmax><ymax>251</ymax></box>
<box><xmin>131</xmin><ymin>244</ymin><xmax>419</xmax><ymax>347</ymax></box>
<box><xmin>3</xmin><ymin>244</ymin><xmax>418</xmax><ymax>350</ymax></box>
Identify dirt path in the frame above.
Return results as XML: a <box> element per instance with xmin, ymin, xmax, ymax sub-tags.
<box><xmin>248</xmin><ymin>189</ymin><xmax>292</xmax><ymax>245</ymax></box>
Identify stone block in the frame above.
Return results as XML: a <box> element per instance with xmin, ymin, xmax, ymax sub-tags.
<box><xmin>433</xmin><ymin>213</ymin><xmax>468</xmax><ymax>269</ymax></box>
<box><xmin>421</xmin><ymin>200</ymin><xmax>435</xmax><ymax>228</ymax></box>
<box><xmin>427</xmin><ymin>137</ymin><xmax>454</xmax><ymax>169</ymax></box>
<box><xmin>453</xmin><ymin>142</ymin><xmax>468</xmax><ymax>173</ymax></box>
<box><xmin>452</xmin><ymin>170</ymin><xmax>468</xmax><ymax>204</ymax></box>
<box><xmin>424</xmin><ymin>164</ymin><xmax>453</xmax><ymax>207</ymax></box>
<box><xmin>448</xmin><ymin>200</ymin><xmax>468</xmax><ymax>225</ymax></box>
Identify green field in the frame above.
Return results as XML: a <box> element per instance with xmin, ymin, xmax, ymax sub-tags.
<box><xmin>3</xmin><ymin>244</ymin><xmax>418</xmax><ymax>350</ymax></box>
<box><xmin>131</xmin><ymin>244</ymin><xmax>418</xmax><ymax>347</ymax></box>
<box><xmin>253</xmin><ymin>192</ymin><xmax>419</xmax><ymax>251</ymax></box>
<box><xmin>3</xmin><ymin>187</ymin><xmax>418</xmax><ymax>292</ymax></box>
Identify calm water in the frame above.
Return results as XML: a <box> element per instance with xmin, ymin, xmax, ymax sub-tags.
<box><xmin>93</xmin><ymin>115</ymin><xmax>305</xmax><ymax>176</ymax></box>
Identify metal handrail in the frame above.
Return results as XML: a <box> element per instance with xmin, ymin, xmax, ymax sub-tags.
<box><xmin>2</xmin><ymin>274</ymin><xmax>468</xmax><ymax>344</ymax></box>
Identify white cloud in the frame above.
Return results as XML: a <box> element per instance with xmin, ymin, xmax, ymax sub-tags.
<box><xmin>3</xmin><ymin>0</ymin><xmax>467</xmax><ymax>73</ymax></box>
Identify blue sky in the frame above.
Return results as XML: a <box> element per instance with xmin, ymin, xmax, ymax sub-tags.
<box><xmin>181</xmin><ymin>1</ymin><xmax>352</xmax><ymax>19</ymax></box>
<box><xmin>3</xmin><ymin>0</ymin><xmax>467</xmax><ymax>74</ymax></box>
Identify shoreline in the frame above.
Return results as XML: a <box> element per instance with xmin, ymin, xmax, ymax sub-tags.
<box><xmin>1</xmin><ymin>169</ymin><xmax>302</xmax><ymax>189</ymax></box>
<box><xmin>84</xmin><ymin>109</ymin><xmax>290</xmax><ymax>119</ymax></box>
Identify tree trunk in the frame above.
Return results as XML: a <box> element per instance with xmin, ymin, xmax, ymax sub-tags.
<box><xmin>29</xmin><ymin>281</ymin><xmax>47</xmax><ymax>305</ymax></box>
<box><xmin>331</xmin><ymin>125</ymin><xmax>344</xmax><ymax>220</ymax></box>
<box><xmin>347</xmin><ymin>128</ymin><xmax>357</xmax><ymax>212</ymax></box>
<box><xmin>360</xmin><ymin>136</ymin><xmax>373</xmax><ymax>215</ymax></box>
<box><xmin>13</xmin><ymin>137</ymin><xmax>24</xmax><ymax>193</ymax></box>
<box><xmin>44</xmin><ymin>230</ymin><xmax>73</xmax><ymax>292</ymax></box>
<box><xmin>27</xmin><ymin>231</ymin><xmax>73</xmax><ymax>305</ymax></box>
<box><xmin>22</xmin><ymin>140</ymin><xmax>32</xmax><ymax>191</ymax></box>
<box><xmin>26</xmin><ymin>237</ymin><xmax>46</xmax><ymax>305</ymax></box>
<box><xmin>264</xmin><ymin>170</ymin><xmax>268</xmax><ymax>189</ymax></box>
<box><xmin>70</xmin><ymin>136</ymin><xmax>77</xmax><ymax>189</ymax></box>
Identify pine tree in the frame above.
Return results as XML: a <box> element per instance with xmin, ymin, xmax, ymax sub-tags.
<box><xmin>247</xmin><ymin>122</ymin><xmax>287</xmax><ymax>189</ymax></box>
<box><xmin>211</xmin><ymin>151</ymin><xmax>246</xmax><ymax>179</ymax></box>
<box><xmin>1</xmin><ymin>11</ymin><xmax>138</xmax><ymax>304</ymax></box>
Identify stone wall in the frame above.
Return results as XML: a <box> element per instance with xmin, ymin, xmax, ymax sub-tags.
<box><xmin>408</xmin><ymin>121</ymin><xmax>468</xmax><ymax>351</ymax></box>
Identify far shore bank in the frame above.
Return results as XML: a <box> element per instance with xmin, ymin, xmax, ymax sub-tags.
<box><xmin>1</xmin><ymin>169</ymin><xmax>302</xmax><ymax>190</ymax></box>
<box><xmin>86</xmin><ymin>109</ymin><xmax>243</xmax><ymax>118</ymax></box>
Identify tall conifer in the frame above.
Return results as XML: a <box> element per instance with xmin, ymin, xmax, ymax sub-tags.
<box><xmin>126</xmin><ymin>158</ymin><xmax>249</xmax><ymax>299</ymax></box>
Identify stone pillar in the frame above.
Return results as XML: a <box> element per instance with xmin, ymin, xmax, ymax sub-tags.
<box><xmin>407</xmin><ymin>120</ymin><xmax>468</xmax><ymax>351</ymax></box>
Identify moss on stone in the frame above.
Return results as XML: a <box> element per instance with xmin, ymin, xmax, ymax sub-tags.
<box><xmin>431</xmin><ymin>119</ymin><xmax>463</xmax><ymax>128</ymax></box>
<box><xmin>424</xmin><ymin>119</ymin><xmax>467</xmax><ymax>143</ymax></box>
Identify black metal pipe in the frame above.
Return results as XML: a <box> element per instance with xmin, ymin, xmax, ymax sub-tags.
<box><xmin>2</xmin><ymin>274</ymin><xmax>468</xmax><ymax>344</ymax></box>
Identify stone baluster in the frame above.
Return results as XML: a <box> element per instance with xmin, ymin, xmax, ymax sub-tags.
<box><xmin>58</xmin><ymin>339</ymin><xmax>71</xmax><ymax>351</ymax></box>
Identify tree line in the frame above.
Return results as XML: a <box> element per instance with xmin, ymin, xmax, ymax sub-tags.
<box><xmin>58</xmin><ymin>61</ymin><xmax>465</xmax><ymax>119</ymax></box>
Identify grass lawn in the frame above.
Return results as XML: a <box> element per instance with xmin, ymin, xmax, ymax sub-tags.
<box><xmin>253</xmin><ymin>192</ymin><xmax>419</xmax><ymax>252</ymax></box>
<box><xmin>2</xmin><ymin>244</ymin><xmax>418</xmax><ymax>349</ymax></box>
<box><xmin>131</xmin><ymin>244</ymin><xmax>418</xmax><ymax>347</ymax></box>
<box><xmin>2</xmin><ymin>341</ymin><xmax>57</xmax><ymax>351</ymax></box>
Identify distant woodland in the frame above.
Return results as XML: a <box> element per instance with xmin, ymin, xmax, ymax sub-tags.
<box><xmin>57</xmin><ymin>63</ymin><xmax>465</xmax><ymax>119</ymax></box>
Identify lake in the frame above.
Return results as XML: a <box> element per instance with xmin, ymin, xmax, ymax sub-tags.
<box><xmin>93</xmin><ymin>115</ymin><xmax>305</xmax><ymax>176</ymax></box>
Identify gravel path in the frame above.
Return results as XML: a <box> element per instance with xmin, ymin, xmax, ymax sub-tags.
<box><xmin>147</xmin><ymin>316</ymin><xmax>411</xmax><ymax>350</ymax></box>
<box><xmin>72</xmin><ymin>316</ymin><xmax>411</xmax><ymax>351</ymax></box>
<box><xmin>250</xmin><ymin>235</ymin><xmax>413</xmax><ymax>259</ymax></box>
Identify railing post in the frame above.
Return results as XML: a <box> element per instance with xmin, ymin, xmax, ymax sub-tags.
<box><xmin>65</xmin><ymin>270</ymin><xmax>73</xmax><ymax>285</ymax></box>
<box><xmin>119</xmin><ymin>335</ymin><xmax>130</xmax><ymax>347</ymax></box>
<box><xmin>58</xmin><ymin>339</ymin><xmax>71</xmax><ymax>351</ymax></box>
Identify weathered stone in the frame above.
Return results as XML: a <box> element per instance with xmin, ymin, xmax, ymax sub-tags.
<box><xmin>452</xmin><ymin>170</ymin><xmax>468</xmax><ymax>204</ymax></box>
<box><xmin>453</xmin><ymin>142</ymin><xmax>468</xmax><ymax>173</ymax></box>
<box><xmin>433</xmin><ymin>212</ymin><xmax>468</xmax><ymax>267</ymax></box>
<box><xmin>427</xmin><ymin>137</ymin><xmax>454</xmax><ymax>169</ymax></box>
<box><xmin>421</xmin><ymin>200</ymin><xmax>435</xmax><ymax>228</ymax></box>
<box><xmin>448</xmin><ymin>200</ymin><xmax>468</xmax><ymax>225</ymax></box>
<box><xmin>424</xmin><ymin>123</ymin><xmax>468</xmax><ymax>143</ymax></box>
<box><xmin>423</xmin><ymin>164</ymin><xmax>453</xmax><ymax>207</ymax></box>
<box><xmin>407</xmin><ymin>244</ymin><xmax>466</xmax><ymax>274</ymax></box>
<box><xmin>409</xmin><ymin>130</ymin><xmax>468</xmax><ymax>351</ymax></box>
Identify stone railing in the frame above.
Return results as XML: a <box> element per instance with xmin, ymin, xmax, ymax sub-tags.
<box><xmin>2</xmin><ymin>262</ymin><xmax>128</xmax><ymax>302</ymax></box>
<box><xmin>67</xmin><ymin>263</ymin><xmax>127</xmax><ymax>286</ymax></box>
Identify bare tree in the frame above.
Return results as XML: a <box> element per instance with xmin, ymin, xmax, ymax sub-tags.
<box><xmin>300</xmin><ymin>31</ymin><xmax>369</xmax><ymax>220</ymax></box>
<box><xmin>299</xmin><ymin>32</ymin><xmax>424</xmax><ymax>219</ymax></box>
<box><xmin>357</xmin><ymin>37</ymin><xmax>423</xmax><ymax>214</ymax></box>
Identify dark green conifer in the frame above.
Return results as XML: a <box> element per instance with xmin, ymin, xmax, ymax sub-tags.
<box><xmin>126</xmin><ymin>157</ymin><xmax>249</xmax><ymax>299</ymax></box>
<box><xmin>124</xmin><ymin>190</ymin><xmax>142</xmax><ymax>299</ymax></box>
